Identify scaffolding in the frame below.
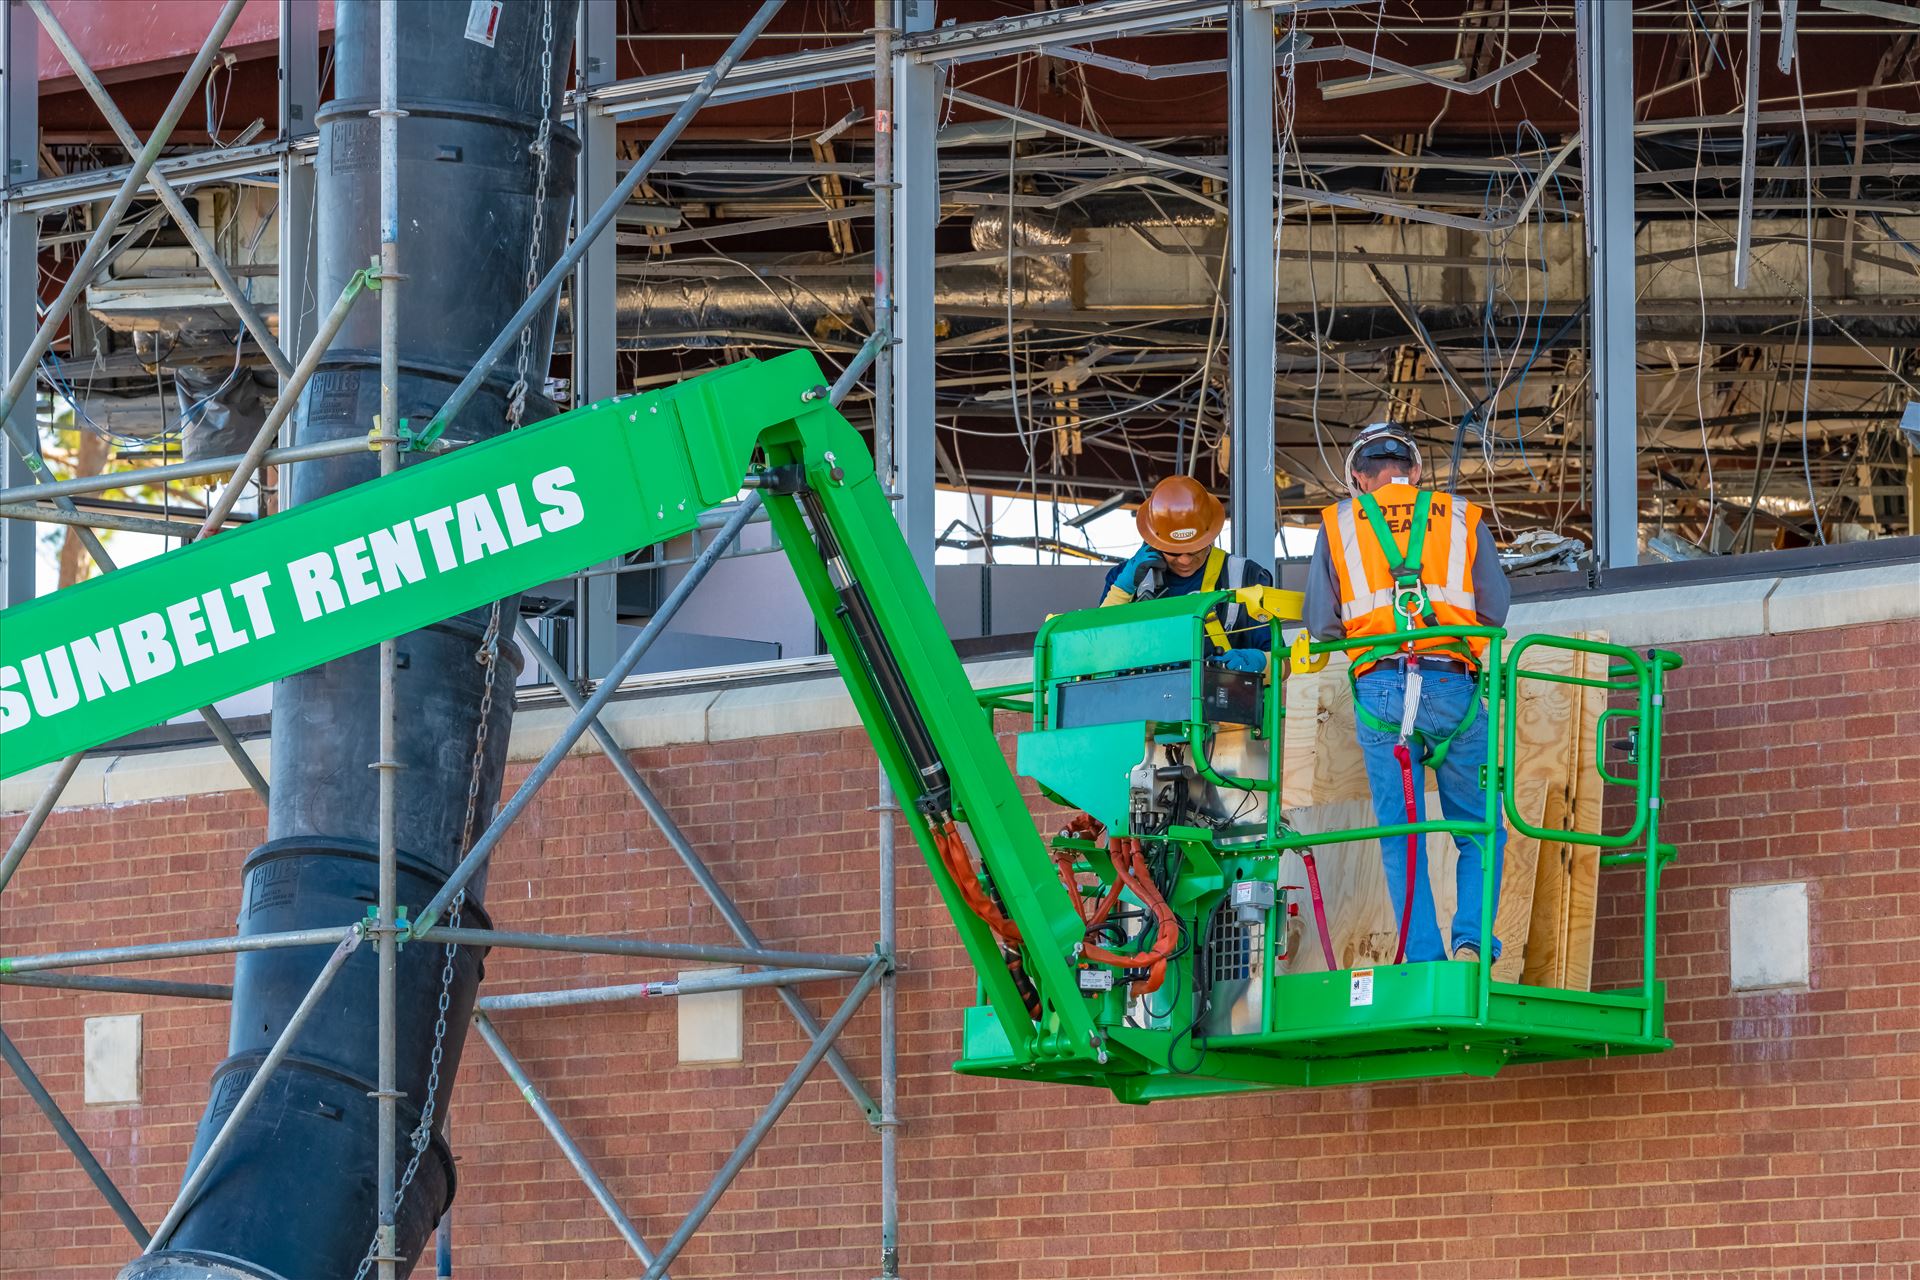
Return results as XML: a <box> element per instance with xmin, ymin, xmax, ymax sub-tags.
<box><xmin>0</xmin><ymin>0</ymin><xmax>1652</xmax><ymax>1273</ymax></box>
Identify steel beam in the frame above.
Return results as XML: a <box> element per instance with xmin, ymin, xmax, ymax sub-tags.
<box><xmin>575</xmin><ymin>0</ymin><xmax>623</xmax><ymax>678</ymax></box>
<box><xmin>1227</xmin><ymin>4</ymin><xmax>1277</xmax><ymax>564</ymax></box>
<box><xmin>513</xmin><ymin>618</ymin><xmax>880</xmax><ymax>1119</ymax></box>
<box><xmin>473</xmin><ymin>1012</ymin><xmax>667</xmax><ymax>1269</ymax></box>
<box><xmin>0</xmin><ymin>501</ymin><xmax>212</xmax><ymax>539</ymax></box>
<box><xmin>591</xmin><ymin>0</ymin><xmax>1231</xmax><ymax>121</ymax></box>
<box><xmin>6</xmin><ymin>137</ymin><xmax>298</xmax><ymax>213</ymax></box>
<box><xmin>892</xmin><ymin>0</ymin><xmax>940</xmax><ymax>588</ymax></box>
<box><xmin>641</xmin><ymin>959</ymin><xmax>887</xmax><ymax>1279</ymax></box>
<box><xmin>874</xmin><ymin>773</ymin><xmax>901</xmax><ymax>1279</ymax></box>
<box><xmin>0</xmin><ymin>1024</ymin><xmax>151</xmax><ymax>1245</ymax></box>
<box><xmin>1580</xmin><ymin>0</ymin><xmax>1640</xmax><ymax>568</ymax></box>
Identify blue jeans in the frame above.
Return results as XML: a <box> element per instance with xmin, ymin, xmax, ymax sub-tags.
<box><xmin>1354</xmin><ymin>666</ymin><xmax>1505</xmax><ymax>963</ymax></box>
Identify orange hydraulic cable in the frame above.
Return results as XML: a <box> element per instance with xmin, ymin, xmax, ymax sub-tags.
<box><xmin>1077</xmin><ymin>837</ymin><xmax>1180</xmax><ymax>995</ymax></box>
<box><xmin>933</xmin><ymin>820</ymin><xmax>1022</xmax><ymax>947</ymax></box>
<box><xmin>931</xmin><ymin>820</ymin><xmax>1042</xmax><ymax>1017</ymax></box>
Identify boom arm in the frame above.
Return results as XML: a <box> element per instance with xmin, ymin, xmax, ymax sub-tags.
<box><xmin>0</xmin><ymin>350</ymin><xmax>1084</xmax><ymax>1050</ymax></box>
<box><xmin>1</xmin><ymin>349</ymin><xmax>1686</xmax><ymax>1102</ymax></box>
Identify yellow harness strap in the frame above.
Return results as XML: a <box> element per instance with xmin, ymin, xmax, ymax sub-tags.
<box><xmin>1200</xmin><ymin>547</ymin><xmax>1233</xmax><ymax>652</ymax></box>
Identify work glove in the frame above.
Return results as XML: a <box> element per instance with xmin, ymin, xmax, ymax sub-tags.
<box><xmin>1214</xmin><ymin>647</ymin><xmax>1268</xmax><ymax>674</ymax></box>
<box><xmin>1110</xmin><ymin>546</ymin><xmax>1164</xmax><ymax>597</ymax></box>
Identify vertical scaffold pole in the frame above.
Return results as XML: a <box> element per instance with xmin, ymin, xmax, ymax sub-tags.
<box><xmin>373</xmin><ymin>2</ymin><xmax>405</xmax><ymax>1273</ymax></box>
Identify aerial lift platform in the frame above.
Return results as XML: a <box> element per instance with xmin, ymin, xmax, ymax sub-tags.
<box><xmin>0</xmin><ymin>350</ymin><xmax>1679</xmax><ymax>1103</ymax></box>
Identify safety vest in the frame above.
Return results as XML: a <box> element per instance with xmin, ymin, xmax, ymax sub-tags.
<box><xmin>1318</xmin><ymin>482</ymin><xmax>1488</xmax><ymax>673</ymax></box>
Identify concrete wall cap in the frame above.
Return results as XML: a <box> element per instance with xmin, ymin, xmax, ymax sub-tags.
<box><xmin>1763</xmin><ymin>563</ymin><xmax>1920</xmax><ymax>634</ymax></box>
<box><xmin>6</xmin><ymin>562</ymin><xmax>1912</xmax><ymax>815</ymax></box>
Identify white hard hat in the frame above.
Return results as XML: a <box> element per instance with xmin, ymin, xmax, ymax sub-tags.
<box><xmin>1343</xmin><ymin>422</ymin><xmax>1424</xmax><ymax>494</ymax></box>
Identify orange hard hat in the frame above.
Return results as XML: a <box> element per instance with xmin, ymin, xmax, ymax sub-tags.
<box><xmin>1136</xmin><ymin>475</ymin><xmax>1225</xmax><ymax>554</ymax></box>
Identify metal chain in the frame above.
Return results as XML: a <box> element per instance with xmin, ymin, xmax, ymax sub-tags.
<box><xmin>353</xmin><ymin>10</ymin><xmax>553</xmax><ymax>1274</ymax></box>
<box><xmin>506</xmin><ymin>0</ymin><xmax>557</xmax><ymax>429</ymax></box>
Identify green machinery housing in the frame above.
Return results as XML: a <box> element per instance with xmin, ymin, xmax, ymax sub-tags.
<box><xmin>0</xmin><ymin>350</ymin><xmax>1681</xmax><ymax>1102</ymax></box>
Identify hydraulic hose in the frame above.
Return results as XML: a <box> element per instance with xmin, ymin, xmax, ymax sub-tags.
<box><xmin>1077</xmin><ymin>838</ymin><xmax>1179</xmax><ymax>995</ymax></box>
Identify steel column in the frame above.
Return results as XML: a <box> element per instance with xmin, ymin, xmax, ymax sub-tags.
<box><xmin>0</xmin><ymin>0</ymin><xmax>36</xmax><ymax>607</ymax></box>
<box><xmin>891</xmin><ymin>0</ymin><xmax>939</xmax><ymax>587</ymax></box>
<box><xmin>1228</xmin><ymin>3</ymin><xmax>1278</xmax><ymax>563</ymax></box>
<box><xmin>513</xmin><ymin>618</ymin><xmax>881</xmax><ymax>1119</ymax></box>
<box><xmin>641</xmin><ymin>958</ymin><xmax>887</xmax><ymax>1279</ymax></box>
<box><xmin>575</xmin><ymin>0</ymin><xmax>623</xmax><ymax>677</ymax></box>
<box><xmin>472</xmin><ymin>1012</ymin><xmax>666</xmax><ymax>1268</ymax></box>
<box><xmin>0</xmin><ymin>1024</ymin><xmax>151</xmax><ymax>1245</ymax></box>
<box><xmin>278</xmin><ymin>0</ymin><xmax>322</xmax><ymax>394</ymax></box>
<box><xmin>1580</xmin><ymin>0</ymin><xmax>1640</xmax><ymax>568</ymax></box>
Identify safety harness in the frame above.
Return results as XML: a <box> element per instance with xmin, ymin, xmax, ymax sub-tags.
<box><xmin>1141</xmin><ymin>546</ymin><xmax>1237</xmax><ymax>653</ymax></box>
<box><xmin>1197</xmin><ymin>547</ymin><xmax>1234</xmax><ymax>653</ymax></box>
<box><xmin>1345</xmin><ymin>489</ymin><xmax>1486</xmax><ymax>964</ymax></box>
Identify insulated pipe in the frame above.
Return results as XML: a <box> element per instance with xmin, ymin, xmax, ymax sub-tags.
<box><xmin>121</xmin><ymin>5</ymin><xmax>578</xmax><ymax>1279</ymax></box>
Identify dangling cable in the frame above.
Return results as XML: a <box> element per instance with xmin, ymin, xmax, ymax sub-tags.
<box><xmin>1391</xmin><ymin>741</ymin><xmax>1420</xmax><ymax>965</ymax></box>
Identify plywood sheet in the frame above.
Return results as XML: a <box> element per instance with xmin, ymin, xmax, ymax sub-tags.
<box><xmin>1522</xmin><ymin>789</ymin><xmax>1573</xmax><ymax>987</ymax></box>
<box><xmin>1557</xmin><ymin>645</ymin><xmax>1610</xmax><ymax>990</ymax></box>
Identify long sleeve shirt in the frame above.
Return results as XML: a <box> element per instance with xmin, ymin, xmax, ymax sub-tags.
<box><xmin>1100</xmin><ymin>552</ymin><xmax>1277</xmax><ymax>652</ymax></box>
<box><xmin>1303</xmin><ymin>524</ymin><xmax>1510</xmax><ymax>640</ymax></box>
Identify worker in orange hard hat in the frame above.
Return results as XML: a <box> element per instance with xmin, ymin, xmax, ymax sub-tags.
<box><xmin>1099</xmin><ymin>475</ymin><xmax>1274</xmax><ymax>671</ymax></box>
<box><xmin>1304</xmin><ymin>422</ymin><xmax>1511</xmax><ymax>966</ymax></box>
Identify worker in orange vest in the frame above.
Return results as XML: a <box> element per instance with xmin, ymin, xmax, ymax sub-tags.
<box><xmin>1101</xmin><ymin>475</ymin><xmax>1274</xmax><ymax>670</ymax></box>
<box><xmin>1303</xmin><ymin>424</ymin><xmax>1511</xmax><ymax>964</ymax></box>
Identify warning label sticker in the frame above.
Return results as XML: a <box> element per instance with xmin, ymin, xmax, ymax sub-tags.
<box><xmin>1350</xmin><ymin>968</ymin><xmax>1374</xmax><ymax>1007</ymax></box>
<box><xmin>464</xmin><ymin>0</ymin><xmax>503</xmax><ymax>47</ymax></box>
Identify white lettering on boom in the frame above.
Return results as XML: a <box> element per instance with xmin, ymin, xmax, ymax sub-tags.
<box><xmin>368</xmin><ymin>521</ymin><xmax>426</xmax><ymax>591</ymax></box>
<box><xmin>289</xmin><ymin>551</ymin><xmax>345</xmax><ymax>620</ymax></box>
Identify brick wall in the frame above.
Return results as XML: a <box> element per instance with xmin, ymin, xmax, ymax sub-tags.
<box><xmin>4</xmin><ymin>618</ymin><xmax>1917</xmax><ymax>1278</ymax></box>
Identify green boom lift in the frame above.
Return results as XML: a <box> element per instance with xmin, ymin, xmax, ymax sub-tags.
<box><xmin>0</xmin><ymin>351</ymin><xmax>1680</xmax><ymax>1102</ymax></box>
